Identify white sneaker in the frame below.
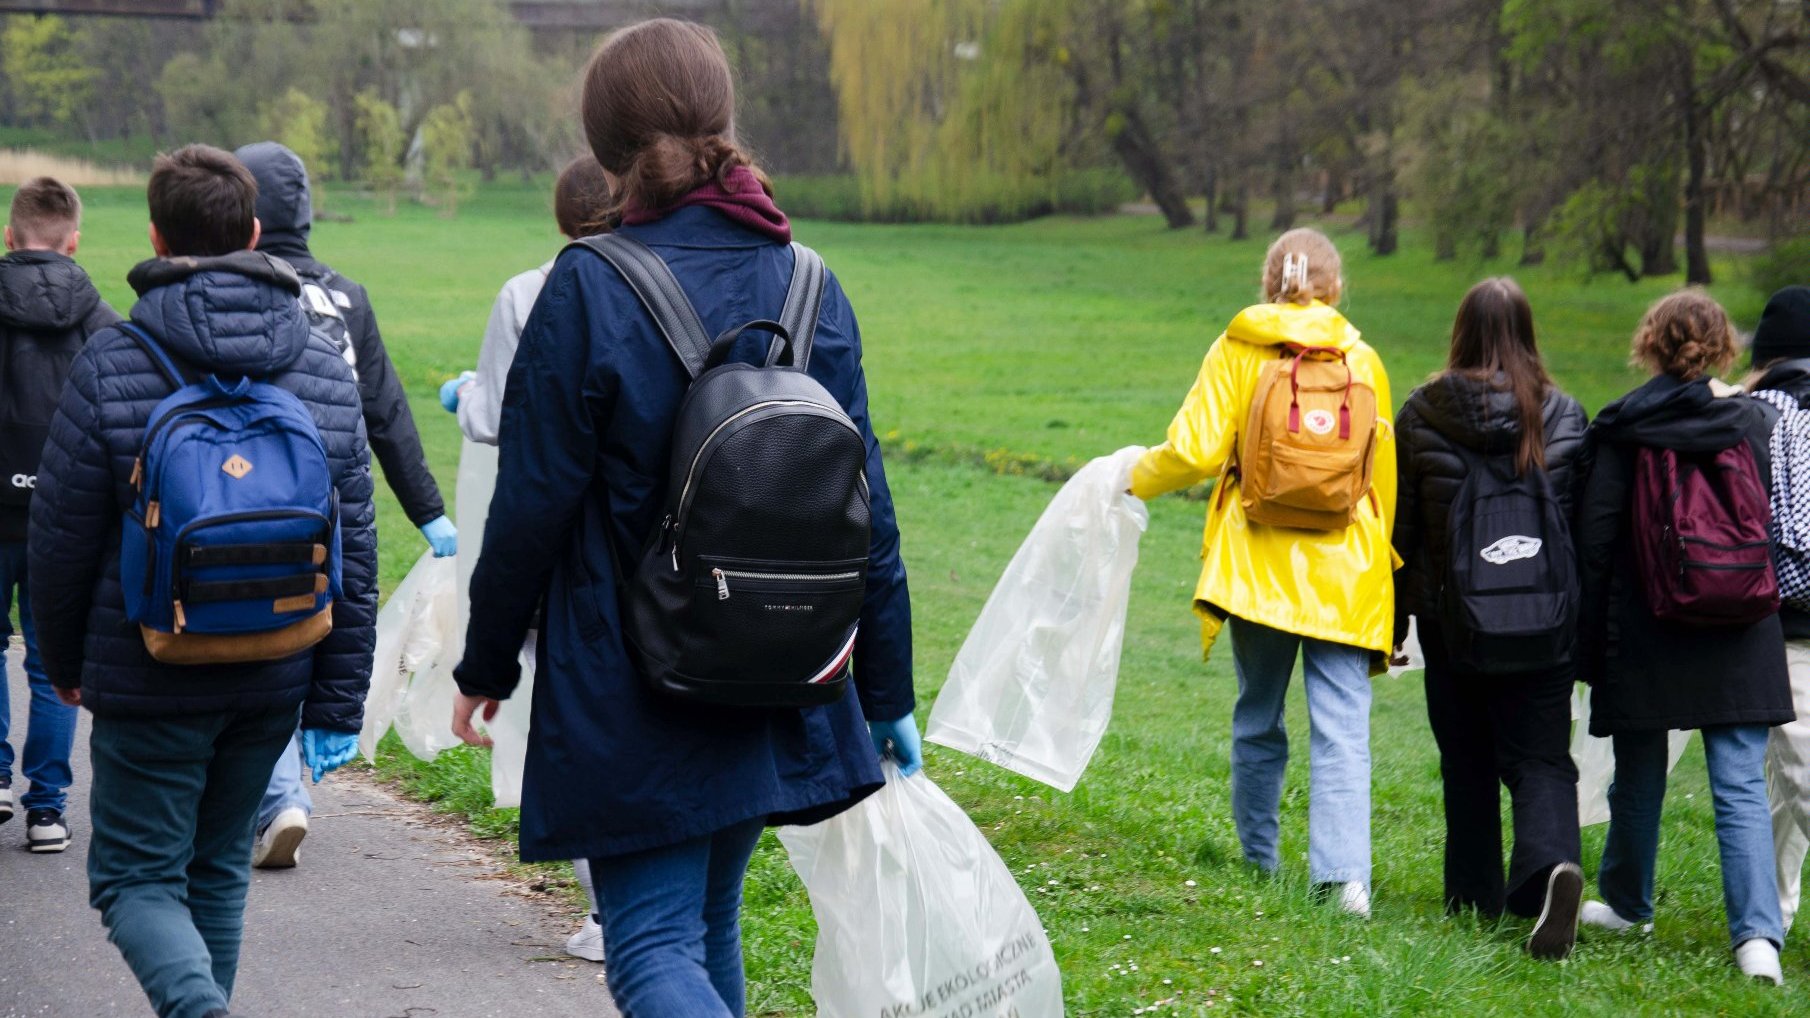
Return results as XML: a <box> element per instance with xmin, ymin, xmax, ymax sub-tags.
<box><xmin>1579</xmin><ymin>899</ymin><xmax>1654</xmax><ymax>934</ymax></box>
<box><xmin>1735</xmin><ymin>938</ymin><xmax>1783</xmax><ymax>985</ymax></box>
<box><xmin>1337</xmin><ymin>881</ymin><xmax>1371</xmax><ymax>919</ymax></box>
<box><xmin>252</xmin><ymin>807</ymin><xmax>308</xmax><ymax>869</ymax></box>
<box><xmin>0</xmin><ymin>783</ymin><xmax>14</xmax><ymax>825</ymax></box>
<box><xmin>564</xmin><ymin>916</ymin><xmax>605</xmax><ymax>962</ymax></box>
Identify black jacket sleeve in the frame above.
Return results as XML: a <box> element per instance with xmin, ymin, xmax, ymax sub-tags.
<box><xmin>27</xmin><ymin>340</ymin><xmax>111</xmax><ymax>689</ymax></box>
<box><xmin>308</xmin><ymin>379</ymin><xmax>379</xmax><ymax>733</ymax></box>
<box><xmin>1572</xmin><ymin>426</ymin><xmax>1628</xmax><ymax>685</ymax></box>
<box><xmin>1544</xmin><ymin>394</ymin><xmax>1590</xmax><ymax>518</ymax></box>
<box><xmin>1390</xmin><ymin>402</ymin><xmax>1425</xmax><ymax>647</ymax></box>
<box><xmin>344</xmin><ymin>280</ymin><xmax>445</xmax><ymax>526</ymax></box>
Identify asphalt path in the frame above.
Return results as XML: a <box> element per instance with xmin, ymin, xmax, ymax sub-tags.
<box><xmin>0</xmin><ymin>645</ymin><xmax>616</xmax><ymax>1018</ymax></box>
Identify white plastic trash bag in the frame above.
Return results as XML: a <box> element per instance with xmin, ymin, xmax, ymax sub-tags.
<box><xmin>360</xmin><ymin>438</ymin><xmax>536</xmax><ymax>809</ymax></box>
<box><xmin>778</xmin><ymin>765</ymin><xmax>1064</xmax><ymax>1018</ymax></box>
<box><xmin>927</xmin><ymin>446</ymin><xmax>1149</xmax><ymax>792</ymax></box>
<box><xmin>1571</xmin><ymin>687</ymin><xmax>1692</xmax><ymax>827</ymax></box>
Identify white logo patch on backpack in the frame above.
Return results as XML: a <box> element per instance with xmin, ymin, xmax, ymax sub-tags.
<box><xmin>1302</xmin><ymin>408</ymin><xmax>1337</xmax><ymax>436</ymax></box>
<box><xmin>1481</xmin><ymin>535</ymin><xmax>1543</xmax><ymax>565</ymax></box>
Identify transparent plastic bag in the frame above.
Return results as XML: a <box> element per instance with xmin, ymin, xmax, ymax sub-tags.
<box><xmin>1388</xmin><ymin>617</ymin><xmax>1426</xmax><ymax>677</ymax></box>
<box><xmin>778</xmin><ymin>765</ymin><xmax>1064</xmax><ymax>1018</ymax></box>
<box><xmin>927</xmin><ymin>446</ymin><xmax>1149</xmax><ymax>792</ymax></box>
<box><xmin>357</xmin><ymin>551</ymin><xmax>458</xmax><ymax>762</ymax></box>
<box><xmin>1571</xmin><ymin>688</ymin><xmax>1692</xmax><ymax>827</ymax></box>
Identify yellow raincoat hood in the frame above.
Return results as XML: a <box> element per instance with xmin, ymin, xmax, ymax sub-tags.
<box><xmin>1131</xmin><ymin>301</ymin><xmax>1398</xmax><ymax>662</ymax></box>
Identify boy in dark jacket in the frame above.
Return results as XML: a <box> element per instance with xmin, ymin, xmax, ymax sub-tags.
<box><xmin>233</xmin><ymin>140</ymin><xmax>451</xmax><ymax>868</ymax></box>
<box><xmin>29</xmin><ymin>145</ymin><xmax>377</xmax><ymax>1018</ymax></box>
<box><xmin>0</xmin><ymin>177</ymin><xmax>119</xmax><ymax>852</ymax></box>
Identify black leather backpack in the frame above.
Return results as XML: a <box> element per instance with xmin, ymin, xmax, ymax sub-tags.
<box><xmin>574</xmin><ymin>235</ymin><xmax>870</xmax><ymax>708</ymax></box>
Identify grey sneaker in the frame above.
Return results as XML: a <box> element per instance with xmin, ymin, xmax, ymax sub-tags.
<box><xmin>25</xmin><ymin>808</ymin><xmax>68</xmax><ymax>853</ymax></box>
<box><xmin>252</xmin><ymin>807</ymin><xmax>308</xmax><ymax>869</ymax></box>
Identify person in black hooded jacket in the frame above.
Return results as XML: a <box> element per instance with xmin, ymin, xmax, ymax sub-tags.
<box><xmin>1745</xmin><ymin>285</ymin><xmax>1810</xmax><ymax>934</ymax></box>
<box><xmin>1392</xmin><ymin>277</ymin><xmax>1589</xmax><ymax>959</ymax></box>
<box><xmin>0</xmin><ymin>177</ymin><xmax>119</xmax><ymax>852</ymax></box>
<box><xmin>234</xmin><ymin>141</ymin><xmax>453</xmax><ymax>869</ymax></box>
<box><xmin>1572</xmin><ymin>290</ymin><xmax>1792</xmax><ymax>985</ymax></box>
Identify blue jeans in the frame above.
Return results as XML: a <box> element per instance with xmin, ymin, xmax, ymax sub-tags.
<box><xmin>1228</xmin><ymin>616</ymin><xmax>1372</xmax><ymax>886</ymax></box>
<box><xmin>256</xmin><ymin>730</ymin><xmax>310</xmax><ymax>830</ymax></box>
<box><xmin>88</xmin><ymin>705</ymin><xmax>299</xmax><ymax>1018</ymax></box>
<box><xmin>1600</xmin><ymin>724</ymin><xmax>1785</xmax><ymax>948</ymax></box>
<box><xmin>0</xmin><ymin>540</ymin><xmax>76</xmax><ymax>812</ymax></box>
<box><xmin>588</xmin><ymin>817</ymin><xmax>766</xmax><ymax>1018</ymax></box>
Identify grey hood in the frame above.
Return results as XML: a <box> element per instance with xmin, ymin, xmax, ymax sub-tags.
<box><xmin>236</xmin><ymin>141</ymin><xmax>313</xmax><ymax>261</ymax></box>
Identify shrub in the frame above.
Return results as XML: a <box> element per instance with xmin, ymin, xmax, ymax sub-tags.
<box><xmin>1750</xmin><ymin>235</ymin><xmax>1810</xmax><ymax>300</ymax></box>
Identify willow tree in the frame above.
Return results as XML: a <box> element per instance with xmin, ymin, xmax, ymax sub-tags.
<box><xmin>808</xmin><ymin>0</ymin><xmax>1086</xmax><ymax>221</ymax></box>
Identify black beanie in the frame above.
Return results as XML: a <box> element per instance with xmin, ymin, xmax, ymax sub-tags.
<box><xmin>1752</xmin><ymin>286</ymin><xmax>1810</xmax><ymax>367</ymax></box>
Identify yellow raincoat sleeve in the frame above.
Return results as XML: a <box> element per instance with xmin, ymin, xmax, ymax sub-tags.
<box><xmin>1130</xmin><ymin>336</ymin><xmax>1240</xmax><ymax>500</ymax></box>
<box><xmin>1364</xmin><ymin>349</ymin><xmax>1399</xmax><ymax>538</ymax></box>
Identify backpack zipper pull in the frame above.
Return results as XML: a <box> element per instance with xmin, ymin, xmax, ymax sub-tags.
<box><xmin>130</xmin><ymin>457</ymin><xmax>143</xmax><ymax>489</ymax></box>
<box><xmin>146</xmin><ymin>501</ymin><xmax>161</xmax><ymax>529</ymax></box>
<box><xmin>713</xmin><ymin>568</ymin><xmax>730</xmax><ymax>601</ymax></box>
<box><xmin>173</xmin><ymin>600</ymin><xmax>186</xmax><ymax>633</ymax></box>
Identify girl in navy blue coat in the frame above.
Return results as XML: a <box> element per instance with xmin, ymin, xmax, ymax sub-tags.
<box><xmin>450</xmin><ymin>19</ymin><xmax>920</xmax><ymax>1016</ymax></box>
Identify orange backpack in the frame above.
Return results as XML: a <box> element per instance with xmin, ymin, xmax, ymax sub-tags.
<box><xmin>1235</xmin><ymin>346</ymin><xmax>1378</xmax><ymax>530</ymax></box>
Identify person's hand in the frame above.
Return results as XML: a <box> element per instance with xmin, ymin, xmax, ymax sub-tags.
<box><xmin>54</xmin><ymin>686</ymin><xmax>81</xmax><ymax>707</ymax></box>
<box><xmin>420</xmin><ymin>515</ymin><xmax>457</xmax><ymax>558</ymax></box>
<box><xmin>439</xmin><ymin>371</ymin><xmax>475</xmax><ymax>413</ymax></box>
<box><xmin>452</xmin><ymin>692</ymin><xmax>501</xmax><ymax>748</ymax></box>
<box><xmin>300</xmin><ymin>728</ymin><xmax>359</xmax><ymax>783</ymax></box>
<box><xmin>869</xmin><ymin>713</ymin><xmax>923</xmax><ymax>777</ymax></box>
<box><xmin>1388</xmin><ymin>643</ymin><xmax>1410</xmax><ymax>669</ymax></box>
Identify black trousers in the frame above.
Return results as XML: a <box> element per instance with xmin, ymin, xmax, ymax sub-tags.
<box><xmin>1420</xmin><ymin>620</ymin><xmax>1582</xmax><ymax>917</ymax></box>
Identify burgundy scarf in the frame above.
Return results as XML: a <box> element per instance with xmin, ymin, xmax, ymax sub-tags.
<box><xmin>622</xmin><ymin>165</ymin><xmax>791</xmax><ymax>244</ymax></box>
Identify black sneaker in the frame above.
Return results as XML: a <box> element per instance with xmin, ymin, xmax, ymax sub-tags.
<box><xmin>1527</xmin><ymin>861</ymin><xmax>1584</xmax><ymax>960</ymax></box>
<box><xmin>0</xmin><ymin>777</ymin><xmax>13</xmax><ymax>825</ymax></box>
<box><xmin>25</xmin><ymin>807</ymin><xmax>69</xmax><ymax>853</ymax></box>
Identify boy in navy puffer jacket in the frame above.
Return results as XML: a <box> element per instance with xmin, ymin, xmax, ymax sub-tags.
<box><xmin>28</xmin><ymin>145</ymin><xmax>377</xmax><ymax>1018</ymax></box>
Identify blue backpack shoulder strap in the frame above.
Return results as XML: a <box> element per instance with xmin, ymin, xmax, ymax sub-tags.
<box><xmin>117</xmin><ymin>321</ymin><xmax>189</xmax><ymax>391</ymax></box>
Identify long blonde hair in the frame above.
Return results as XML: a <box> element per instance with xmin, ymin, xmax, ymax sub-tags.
<box><xmin>1262</xmin><ymin>228</ymin><xmax>1343</xmax><ymax>306</ymax></box>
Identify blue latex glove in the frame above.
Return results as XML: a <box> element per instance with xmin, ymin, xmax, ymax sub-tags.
<box><xmin>439</xmin><ymin>371</ymin><xmax>475</xmax><ymax>413</ymax></box>
<box><xmin>869</xmin><ymin>713</ymin><xmax>923</xmax><ymax>777</ymax></box>
<box><xmin>301</xmin><ymin>728</ymin><xmax>359</xmax><ymax>784</ymax></box>
<box><xmin>420</xmin><ymin>515</ymin><xmax>457</xmax><ymax>558</ymax></box>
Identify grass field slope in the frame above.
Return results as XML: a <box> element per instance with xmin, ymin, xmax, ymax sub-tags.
<box><xmin>63</xmin><ymin>181</ymin><xmax>1801</xmax><ymax>1015</ymax></box>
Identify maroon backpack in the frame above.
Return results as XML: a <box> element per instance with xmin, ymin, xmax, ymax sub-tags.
<box><xmin>1632</xmin><ymin>442</ymin><xmax>1780</xmax><ymax>626</ymax></box>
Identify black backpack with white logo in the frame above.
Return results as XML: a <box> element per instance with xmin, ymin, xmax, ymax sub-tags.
<box><xmin>574</xmin><ymin>234</ymin><xmax>870</xmax><ymax>708</ymax></box>
<box><xmin>1438</xmin><ymin>451</ymin><xmax>1578</xmax><ymax>674</ymax></box>
<box><xmin>295</xmin><ymin>267</ymin><xmax>358</xmax><ymax>378</ymax></box>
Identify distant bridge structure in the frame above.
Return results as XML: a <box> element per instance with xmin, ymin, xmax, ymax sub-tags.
<box><xmin>0</xmin><ymin>0</ymin><xmax>713</xmax><ymax>29</ymax></box>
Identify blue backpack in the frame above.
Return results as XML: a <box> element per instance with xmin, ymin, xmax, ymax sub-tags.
<box><xmin>118</xmin><ymin>323</ymin><xmax>341</xmax><ymax>665</ymax></box>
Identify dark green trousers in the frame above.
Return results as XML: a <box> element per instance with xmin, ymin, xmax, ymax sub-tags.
<box><xmin>87</xmin><ymin>705</ymin><xmax>299</xmax><ymax>1018</ymax></box>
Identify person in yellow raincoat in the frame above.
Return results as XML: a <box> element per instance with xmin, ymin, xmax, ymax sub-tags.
<box><xmin>1130</xmin><ymin>228</ymin><xmax>1396</xmax><ymax>917</ymax></box>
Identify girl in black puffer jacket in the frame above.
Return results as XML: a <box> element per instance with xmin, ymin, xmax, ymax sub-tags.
<box><xmin>1393</xmin><ymin>277</ymin><xmax>1589</xmax><ymax>958</ymax></box>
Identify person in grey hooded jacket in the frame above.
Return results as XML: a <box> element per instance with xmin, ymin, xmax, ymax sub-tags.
<box><xmin>233</xmin><ymin>142</ymin><xmax>454</xmax><ymax>868</ymax></box>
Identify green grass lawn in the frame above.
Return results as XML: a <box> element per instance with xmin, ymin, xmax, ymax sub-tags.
<box><xmin>58</xmin><ymin>180</ymin><xmax>1801</xmax><ymax>1014</ymax></box>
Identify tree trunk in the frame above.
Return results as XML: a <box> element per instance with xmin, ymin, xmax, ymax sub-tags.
<box><xmin>1110</xmin><ymin>107</ymin><xmax>1194</xmax><ymax>228</ymax></box>
<box><xmin>1681</xmin><ymin>59</ymin><xmax>1712</xmax><ymax>285</ymax></box>
<box><xmin>1368</xmin><ymin>171</ymin><xmax>1398</xmax><ymax>255</ymax></box>
<box><xmin>1482</xmin><ymin>230</ymin><xmax>1502</xmax><ymax>260</ymax></box>
<box><xmin>1321</xmin><ymin>166</ymin><xmax>1342</xmax><ymax>214</ymax></box>
<box><xmin>1270</xmin><ymin>130</ymin><xmax>1296</xmax><ymax>230</ymax></box>
<box><xmin>1519</xmin><ymin>222</ymin><xmax>1546</xmax><ymax>266</ymax></box>
<box><xmin>1231</xmin><ymin>181</ymin><xmax>1250</xmax><ymax>241</ymax></box>
<box><xmin>1203</xmin><ymin>164</ymin><xmax>1220</xmax><ymax>233</ymax></box>
<box><xmin>1435</xmin><ymin>230</ymin><xmax>1457</xmax><ymax>261</ymax></box>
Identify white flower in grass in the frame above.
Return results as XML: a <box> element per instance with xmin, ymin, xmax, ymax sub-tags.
<box><xmin>1252</xmin><ymin>960</ymin><xmax>1264</xmax><ymax>968</ymax></box>
<box><xmin>1184</xmin><ymin>879</ymin><xmax>1197</xmax><ymax>888</ymax></box>
<box><xmin>1209</xmin><ymin>947</ymin><xmax>1221</xmax><ymax>954</ymax></box>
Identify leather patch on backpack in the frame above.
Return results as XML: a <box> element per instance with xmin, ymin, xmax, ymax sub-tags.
<box><xmin>222</xmin><ymin>454</ymin><xmax>253</xmax><ymax>479</ymax></box>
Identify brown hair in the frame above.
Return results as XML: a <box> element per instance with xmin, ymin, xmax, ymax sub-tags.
<box><xmin>580</xmin><ymin>18</ymin><xmax>769</xmax><ymax>225</ymax></box>
<box><xmin>8</xmin><ymin>177</ymin><xmax>82</xmax><ymax>248</ymax></box>
<box><xmin>1631</xmin><ymin>289</ymin><xmax>1739</xmax><ymax>381</ymax></box>
<box><xmin>1262</xmin><ymin>228</ymin><xmax>1343</xmax><ymax>305</ymax></box>
<box><xmin>1446</xmin><ymin>277</ymin><xmax>1552</xmax><ymax>474</ymax></box>
<box><xmin>553</xmin><ymin>155</ymin><xmax>613</xmax><ymax>239</ymax></box>
<box><xmin>148</xmin><ymin>144</ymin><xmax>258</xmax><ymax>258</ymax></box>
